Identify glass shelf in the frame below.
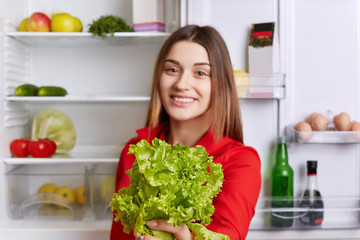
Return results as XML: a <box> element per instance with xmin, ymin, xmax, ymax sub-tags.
<box><xmin>250</xmin><ymin>196</ymin><xmax>360</xmax><ymax>230</ymax></box>
<box><xmin>5</xmin><ymin>145</ymin><xmax>121</xmax><ymax>164</ymax></box>
<box><xmin>5</xmin><ymin>32</ymin><xmax>171</xmax><ymax>47</ymax></box>
<box><xmin>235</xmin><ymin>73</ymin><xmax>285</xmax><ymax>99</ymax></box>
<box><xmin>5</xmin><ymin>95</ymin><xmax>151</xmax><ymax>103</ymax></box>
<box><xmin>286</xmin><ymin>126</ymin><xmax>360</xmax><ymax>144</ymax></box>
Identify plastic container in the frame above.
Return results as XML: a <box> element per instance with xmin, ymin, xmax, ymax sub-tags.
<box><xmin>88</xmin><ymin>163</ymin><xmax>117</xmax><ymax>220</ymax></box>
<box><xmin>6</xmin><ymin>164</ymin><xmax>86</xmax><ymax>220</ymax></box>
<box><xmin>234</xmin><ymin>73</ymin><xmax>285</xmax><ymax>99</ymax></box>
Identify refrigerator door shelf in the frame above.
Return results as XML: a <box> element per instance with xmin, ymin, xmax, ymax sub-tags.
<box><xmin>234</xmin><ymin>73</ymin><xmax>285</xmax><ymax>99</ymax></box>
<box><xmin>287</xmin><ymin>126</ymin><xmax>360</xmax><ymax>144</ymax></box>
<box><xmin>250</xmin><ymin>196</ymin><xmax>360</xmax><ymax>230</ymax></box>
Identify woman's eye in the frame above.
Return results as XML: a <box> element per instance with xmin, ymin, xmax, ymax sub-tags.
<box><xmin>165</xmin><ymin>68</ymin><xmax>178</xmax><ymax>73</ymax></box>
<box><xmin>196</xmin><ymin>71</ymin><xmax>207</xmax><ymax>77</ymax></box>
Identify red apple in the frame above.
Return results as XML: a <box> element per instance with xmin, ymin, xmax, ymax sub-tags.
<box><xmin>27</xmin><ymin>12</ymin><xmax>50</xmax><ymax>32</ymax></box>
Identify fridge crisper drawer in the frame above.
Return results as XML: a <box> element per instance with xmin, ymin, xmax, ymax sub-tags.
<box><xmin>6</xmin><ymin>164</ymin><xmax>87</xmax><ymax>220</ymax></box>
<box><xmin>250</xmin><ymin>196</ymin><xmax>360</xmax><ymax>230</ymax></box>
<box><xmin>88</xmin><ymin>163</ymin><xmax>117</xmax><ymax>220</ymax></box>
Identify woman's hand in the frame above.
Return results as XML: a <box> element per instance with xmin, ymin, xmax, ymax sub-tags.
<box><xmin>133</xmin><ymin>220</ymin><xmax>194</xmax><ymax>240</ymax></box>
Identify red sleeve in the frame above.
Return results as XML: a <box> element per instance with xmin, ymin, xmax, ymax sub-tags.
<box><xmin>110</xmin><ymin>137</ymin><xmax>139</xmax><ymax>240</ymax></box>
<box><xmin>207</xmin><ymin>146</ymin><xmax>261</xmax><ymax>240</ymax></box>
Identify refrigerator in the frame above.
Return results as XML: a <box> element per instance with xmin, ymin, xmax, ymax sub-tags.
<box><xmin>1</xmin><ymin>0</ymin><xmax>360</xmax><ymax>239</ymax></box>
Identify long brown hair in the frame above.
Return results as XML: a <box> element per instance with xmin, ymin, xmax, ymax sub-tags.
<box><xmin>145</xmin><ymin>25</ymin><xmax>243</xmax><ymax>143</ymax></box>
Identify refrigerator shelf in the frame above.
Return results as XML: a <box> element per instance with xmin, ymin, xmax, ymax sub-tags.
<box><xmin>6</xmin><ymin>145</ymin><xmax>121</xmax><ymax>164</ymax></box>
<box><xmin>250</xmin><ymin>196</ymin><xmax>360</xmax><ymax>230</ymax></box>
<box><xmin>5</xmin><ymin>95</ymin><xmax>151</xmax><ymax>103</ymax></box>
<box><xmin>286</xmin><ymin>126</ymin><xmax>360</xmax><ymax>144</ymax></box>
<box><xmin>5</xmin><ymin>32</ymin><xmax>171</xmax><ymax>47</ymax></box>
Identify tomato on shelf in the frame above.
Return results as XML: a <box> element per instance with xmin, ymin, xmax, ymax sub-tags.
<box><xmin>10</xmin><ymin>139</ymin><xmax>30</xmax><ymax>157</ymax></box>
<box><xmin>28</xmin><ymin>139</ymin><xmax>56</xmax><ymax>158</ymax></box>
<box><xmin>44</xmin><ymin>139</ymin><xmax>57</xmax><ymax>155</ymax></box>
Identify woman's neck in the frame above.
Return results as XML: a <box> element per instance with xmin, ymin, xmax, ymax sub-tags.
<box><xmin>166</xmin><ymin>118</ymin><xmax>211</xmax><ymax>146</ymax></box>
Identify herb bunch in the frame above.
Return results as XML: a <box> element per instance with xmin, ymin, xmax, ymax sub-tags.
<box><xmin>88</xmin><ymin>15</ymin><xmax>134</xmax><ymax>38</ymax></box>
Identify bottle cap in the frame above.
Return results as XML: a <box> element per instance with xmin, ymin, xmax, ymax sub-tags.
<box><xmin>277</xmin><ymin>136</ymin><xmax>287</xmax><ymax>144</ymax></box>
<box><xmin>307</xmin><ymin>160</ymin><xmax>317</xmax><ymax>169</ymax></box>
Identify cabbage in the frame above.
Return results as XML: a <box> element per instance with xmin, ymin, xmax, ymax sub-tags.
<box><xmin>110</xmin><ymin>138</ymin><xmax>229</xmax><ymax>240</ymax></box>
<box><xmin>31</xmin><ymin>108</ymin><xmax>76</xmax><ymax>153</ymax></box>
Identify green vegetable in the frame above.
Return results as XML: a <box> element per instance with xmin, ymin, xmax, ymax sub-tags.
<box><xmin>110</xmin><ymin>138</ymin><xmax>229</xmax><ymax>240</ymax></box>
<box><xmin>15</xmin><ymin>84</ymin><xmax>38</xmax><ymax>96</ymax></box>
<box><xmin>88</xmin><ymin>15</ymin><xmax>134</xmax><ymax>38</ymax></box>
<box><xmin>38</xmin><ymin>86</ymin><xmax>67</xmax><ymax>96</ymax></box>
<box><xmin>31</xmin><ymin>108</ymin><xmax>76</xmax><ymax>154</ymax></box>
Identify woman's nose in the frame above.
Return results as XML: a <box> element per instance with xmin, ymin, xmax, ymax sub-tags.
<box><xmin>174</xmin><ymin>71</ymin><xmax>191</xmax><ymax>90</ymax></box>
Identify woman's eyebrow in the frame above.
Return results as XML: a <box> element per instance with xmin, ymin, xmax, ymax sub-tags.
<box><xmin>164</xmin><ymin>59</ymin><xmax>210</xmax><ymax>67</ymax></box>
<box><xmin>164</xmin><ymin>59</ymin><xmax>179</xmax><ymax>65</ymax></box>
<box><xmin>194</xmin><ymin>62</ymin><xmax>211</xmax><ymax>67</ymax></box>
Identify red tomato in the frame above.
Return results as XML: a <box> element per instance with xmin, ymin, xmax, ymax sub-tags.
<box><xmin>28</xmin><ymin>140</ymin><xmax>53</xmax><ymax>158</ymax></box>
<box><xmin>10</xmin><ymin>139</ymin><xmax>30</xmax><ymax>157</ymax></box>
<box><xmin>44</xmin><ymin>139</ymin><xmax>57</xmax><ymax>155</ymax></box>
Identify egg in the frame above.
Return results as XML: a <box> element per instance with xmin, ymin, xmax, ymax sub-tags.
<box><xmin>309</xmin><ymin>113</ymin><xmax>328</xmax><ymax>131</ymax></box>
<box><xmin>294</xmin><ymin>121</ymin><xmax>312</xmax><ymax>131</ymax></box>
<box><xmin>334</xmin><ymin>112</ymin><xmax>351</xmax><ymax>131</ymax></box>
<box><xmin>307</xmin><ymin>112</ymin><xmax>319</xmax><ymax>123</ymax></box>
<box><xmin>350</xmin><ymin>121</ymin><xmax>360</xmax><ymax>140</ymax></box>
<box><xmin>350</xmin><ymin>121</ymin><xmax>360</xmax><ymax>131</ymax></box>
<box><xmin>294</xmin><ymin>121</ymin><xmax>313</xmax><ymax>141</ymax></box>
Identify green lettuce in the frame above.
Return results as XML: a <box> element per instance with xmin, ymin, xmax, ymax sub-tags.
<box><xmin>110</xmin><ymin>138</ymin><xmax>229</xmax><ymax>240</ymax></box>
<box><xmin>31</xmin><ymin>108</ymin><xmax>76</xmax><ymax>153</ymax></box>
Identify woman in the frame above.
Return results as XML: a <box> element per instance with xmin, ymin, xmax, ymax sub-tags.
<box><xmin>110</xmin><ymin>25</ymin><xmax>261</xmax><ymax>240</ymax></box>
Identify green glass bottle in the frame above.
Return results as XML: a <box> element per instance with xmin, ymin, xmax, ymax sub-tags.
<box><xmin>270</xmin><ymin>136</ymin><xmax>294</xmax><ymax>227</ymax></box>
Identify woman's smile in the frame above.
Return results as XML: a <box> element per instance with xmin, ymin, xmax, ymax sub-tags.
<box><xmin>171</xmin><ymin>95</ymin><xmax>196</xmax><ymax>105</ymax></box>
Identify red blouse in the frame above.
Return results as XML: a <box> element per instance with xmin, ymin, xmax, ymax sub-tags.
<box><xmin>110</xmin><ymin>123</ymin><xmax>261</xmax><ymax>240</ymax></box>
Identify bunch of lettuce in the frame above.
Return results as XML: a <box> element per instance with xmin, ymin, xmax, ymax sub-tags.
<box><xmin>31</xmin><ymin>108</ymin><xmax>76</xmax><ymax>153</ymax></box>
<box><xmin>110</xmin><ymin>138</ymin><xmax>229</xmax><ymax>240</ymax></box>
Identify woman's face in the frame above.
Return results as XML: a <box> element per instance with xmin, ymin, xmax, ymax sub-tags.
<box><xmin>159</xmin><ymin>41</ymin><xmax>212</xmax><ymax>123</ymax></box>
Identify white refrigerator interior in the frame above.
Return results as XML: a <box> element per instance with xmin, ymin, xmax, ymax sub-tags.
<box><xmin>1</xmin><ymin>0</ymin><xmax>360</xmax><ymax>239</ymax></box>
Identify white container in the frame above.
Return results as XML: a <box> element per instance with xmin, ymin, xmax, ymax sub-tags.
<box><xmin>132</xmin><ymin>0</ymin><xmax>165</xmax><ymax>32</ymax></box>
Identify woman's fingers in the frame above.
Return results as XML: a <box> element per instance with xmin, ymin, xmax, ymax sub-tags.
<box><xmin>133</xmin><ymin>220</ymin><xmax>194</xmax><ymax>240</ymax></box>
<box><xmin>146</xmin><ymin>220</ymin><xmax>193</xmax><ymax>240</ymax></box>
<box><xmin>133</xmin><ymin>232</ymin><xmax>160</xmax><ymax>240</ymax></box>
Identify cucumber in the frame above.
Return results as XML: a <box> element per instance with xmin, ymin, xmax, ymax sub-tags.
<box><xmin>37</xmin><ymin>86</ymin><xmax>67</xmax><ymax>96</ymax></box>
<box><xmin>15</xmin><ymin>84</ymin><xmax>39</xmax><ymax>96</ymax></box>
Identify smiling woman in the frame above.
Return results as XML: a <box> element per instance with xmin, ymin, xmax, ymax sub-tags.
<box><xmin>111</xmin><ymin>25</ymin><xmax>261</xmax><ymax>240</ymax></box>
<box><xmin>159</xmin><ymin>40</ymin><xmax>212</xmax><ymax>135</ymax></box>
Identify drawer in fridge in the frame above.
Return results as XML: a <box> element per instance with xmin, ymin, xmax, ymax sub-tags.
<box><xmin>5</xmin><ymin>164</ymin><xmax>87</xmax><ymax>220</ymax></box>
<box><xmin>88</xmin><ymin>163</ymin><xmax>117</xmax><ymax>220</ymax></box>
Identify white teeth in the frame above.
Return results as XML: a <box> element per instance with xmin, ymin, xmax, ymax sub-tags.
<box><xmin>173</xmin><ymin>97</ymin><xmax>194</xmax><ymax>103</ymax></box>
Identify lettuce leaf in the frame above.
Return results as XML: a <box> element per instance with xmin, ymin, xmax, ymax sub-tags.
<box><xmin>110</xmin><ymin>138</ymin><xmax>229</xmax><ymax>240</ymax></box>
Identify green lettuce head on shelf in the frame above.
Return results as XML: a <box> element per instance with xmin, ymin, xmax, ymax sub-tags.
<box><xmin>31</xmin><ymin>108</ymin><xmax>76</xmax><ymax>154</ymax></box>
<box><xmin>110</xmin><ymin>138</ymin><xmax>229</xmax><ymax>240</ymax></box>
